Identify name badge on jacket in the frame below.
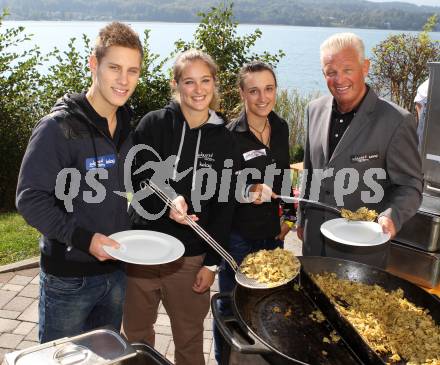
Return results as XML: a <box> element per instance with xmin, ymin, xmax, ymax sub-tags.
<box><xmin>351</xmin><ymin>152</ymin><xmax>379</xmax><ymax>163</ymax></box>
<box><xmin>243</xmin><ymin>148</ymin><xmax>266</xmax><ymax>161</ymax></box>
<box><xmin>85</xmin><ymin>154</ymin><xmax>116</xmax><ymax>170</ymax></box>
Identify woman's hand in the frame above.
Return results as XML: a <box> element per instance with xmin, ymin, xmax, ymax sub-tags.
<box><xmin>249</xmin><ymin>183</ymin><xmax>274</xmax><ymax>205</ymax></box>
<box><xmin>192</xmin><ymin>267</ymin><xmax>215</xmax><ymax>293</ymax></box>
<box><xmin>275</xmin><ymin>222</ymin><xmax>291</xmax><ymax>241</ymax></box>
<box><xmin>169</xmin><ymin>195</ymin><xmax>199</xmax><ymax>225</ymax></box>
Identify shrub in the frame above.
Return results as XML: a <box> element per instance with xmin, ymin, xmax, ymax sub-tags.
<box><xmin>369</xmin><ymin>14</ymin><xmax>440</xmax><ymax>112</ymax></box>
<box><xmin>129</xmin><ymin>29</ymin><xmax>171</xmax><ymax>125</ymax></box>
<box><xmin>0</xmin><ymin>9</ymin><xmax>43</xmax><ymax>210</ymax></box>
<box><xmin>39</xmin><ymin>35</ymin><xmax>92</xmax><ymax>113</ymax></box>
<box><xmin>274</xmin><ymin>88</ymin><xmax>320</xmax><ymax>163</ymax></box>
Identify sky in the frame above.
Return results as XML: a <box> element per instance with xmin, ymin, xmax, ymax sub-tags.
<box><xmin>368</xmin><ymin>0</ymin><xmax>440</xmax><ymax>6</ymax></box>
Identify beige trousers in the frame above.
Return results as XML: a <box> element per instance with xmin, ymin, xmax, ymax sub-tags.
<box><xmin>122</xmin><ymin>255</ymin><xmax>209</xmax><ymax>365</ymax></box>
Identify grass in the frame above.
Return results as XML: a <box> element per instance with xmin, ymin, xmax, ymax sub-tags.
<box><xmin>0</xmin><ymin>212</ymin><xmax>40</xmax><ymax>266</ymax></box>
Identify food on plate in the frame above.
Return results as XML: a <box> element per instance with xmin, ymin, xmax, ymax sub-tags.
<box><xmin>239</xmin><ymin>248</ymin><xmax>300</xmax><ymax>287</ymax></box>
<box><xmin>313</xmin><ymin>272</ymin><xmax>440</xmax><ymax>365</ymax></box>
<box><xmin>340</xmin><ymin>207</ymin><xmax>378</xmax><ymax>221</ymax></box>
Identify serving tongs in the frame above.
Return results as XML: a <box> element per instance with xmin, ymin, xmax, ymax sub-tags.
<box><xmin>146</xmin><ymin>180</ymin><xmax>299</xmax><ymax>289</ymax></box>
<box><xmin>275</xmin><ymin>195</ymin><xmax>341</xmax><ymax>215</ymax></box>
<box><xmin>276</xmin><ymin>195</ymin><xmax>379</xmax><ymax>222</ymax></box>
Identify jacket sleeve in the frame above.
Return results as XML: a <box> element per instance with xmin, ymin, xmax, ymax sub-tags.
<box><xmin>380</xmin><ymin>112</ymin><xmax>423</xmax><ymax>231</ymax></box>
<box><xmin>296</xmin><ymin>107</ymin><xmax>311</xmax><ymax>228</ymax></box>
<box><xmin>203</xmin><ymin>136</ymin><xmax>241</xmax><ymax>266</ymax></box>
<box><xmin>16</xmin><ymin>117</ymin><xmax>94</xmax><ymax>252</ymax></box>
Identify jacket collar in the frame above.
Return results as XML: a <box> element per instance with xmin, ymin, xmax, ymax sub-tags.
<box><xmin>327</xmin><ymin>86</ymin><xmax>378</xmax><ymax>164</ymax></box>
<box><xmin>231</xmin><ymin>110</ymin><xmax>281</xmax><ymax>133</ymax></box>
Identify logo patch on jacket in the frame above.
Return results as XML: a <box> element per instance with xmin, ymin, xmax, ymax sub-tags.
<box><xmin>197</xmin><ymin>152</ymin><xmax>215</xmax><ymax>168</ymax></box>
<box><xmin>85</xmin><ymin>154</ymin><xmax>116</xmax><ymax>170</ymax></box>
<box><xmin>351</xmin><ymin>152</ymin><xmax>379</xmax><ymax>163</ymax></box>
<box><xmin>243</xmin><ymin>148</ymin><xmax>266</xmax><ymax>161</ymax></box>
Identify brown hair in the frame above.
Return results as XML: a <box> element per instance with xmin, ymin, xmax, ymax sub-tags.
<box><xmin>93</xmin><ymin>22</ymin><xmax>143</xmax><ymax>63</ymax></box>
<box><xmin>238</xmin><ymin>60</ymin><xmax>277</xmax><ymax>90</ymax></box>
<box><xmin>172</xmin><ymin>49</ymin><xmax>219</xmax><ymax>110</ymax></box>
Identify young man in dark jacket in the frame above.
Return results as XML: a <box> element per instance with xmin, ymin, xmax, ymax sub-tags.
<box><xmin>16</xmin><ymin>22</ymin><xmax>143</xmax><ymax>343</ymax></box>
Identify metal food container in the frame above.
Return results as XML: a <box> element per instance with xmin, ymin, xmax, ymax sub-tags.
<box><xmin>395</xmin><ymin>208</ymin><xmax>440</xmax><ymax>252</ymax></box>
<box><xmin>387</xmin><ymin>241</ymin><xmax>440</xmax><ymax>288</ymax></box>
<box><xmin>421</xmin><ymin>62</ymin><xmax>440</xmax><ymax>192</ymax></box>
<box><xmin>118</xmin><ymin>343</ymin><xmax>173</xmax><ymax>365</ymax></box>
<box><xmin>4</xmin><ymin>328</ymin><xmax>136</xmax><ymax>365</ymax></box>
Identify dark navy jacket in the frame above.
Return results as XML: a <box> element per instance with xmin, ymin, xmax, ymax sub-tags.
<box><xmin>16</xmin><ymin>93</ymin><xmax>133</xmax><ymax>276</ymax></box>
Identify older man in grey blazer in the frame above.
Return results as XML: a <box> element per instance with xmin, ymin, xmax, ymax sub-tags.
<box><xmin>296</xmin><ymin>33</ymin><xmax>423</xmax><ymax>268</ymax></box>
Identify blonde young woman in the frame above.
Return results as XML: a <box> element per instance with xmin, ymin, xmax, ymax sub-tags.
<box><xmin>123</xmin><ymin>49</ymin><xmax>239</xmax><ymax>365</ymax></box>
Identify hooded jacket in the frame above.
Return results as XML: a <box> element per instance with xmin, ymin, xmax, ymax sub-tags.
<box><xmin>16</xmin><ymin>93</ymin><xmax>133</xmax><ymax>276</ymax></box>
<box><xmin>129</xmin><ymin>102</ymin><xmax>240</xmax><ymax>266</ymax></box>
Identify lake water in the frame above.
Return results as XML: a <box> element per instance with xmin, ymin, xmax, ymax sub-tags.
<box><xmin>4</xmin><ymin>21</ymin><xmax>440</xmax><ymax>94</ymax></box>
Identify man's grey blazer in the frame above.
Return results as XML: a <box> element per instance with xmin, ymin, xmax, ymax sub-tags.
<box><xmin>297</xmin><ymin>87</ymin><xmax>423</xmax><ymax>267</ymax></box>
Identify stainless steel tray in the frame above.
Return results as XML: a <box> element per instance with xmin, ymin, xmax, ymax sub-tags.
<box><xmin>116</xmin><ymin>343</ymin><xmax>173</xmax><ymax>365</ymax></box>
<box><xmin>5</xmin><ymin>328</ymin><xmax>136</xmax><ymax>365</ymax></box>
<box><xmin>387</xmin><ymin>241</ymin><xmax>440</xmax><ymax>288</ymax></box>
<box><xmin>395</xmin><ymin>205</ymin><xmax>440</xmax><ymax>252</ymax></box>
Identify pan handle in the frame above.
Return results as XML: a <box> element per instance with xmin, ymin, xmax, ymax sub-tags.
<box><xmin>211</xmin><ymin>293</ymin><xmax>272</xmax><ymax>354</ymax></box>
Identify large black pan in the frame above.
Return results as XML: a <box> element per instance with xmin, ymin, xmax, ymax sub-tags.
<box><xmin>212</xmin><ymin>256</ymin><xmax>440</xmax><ymax>365</ymax></box>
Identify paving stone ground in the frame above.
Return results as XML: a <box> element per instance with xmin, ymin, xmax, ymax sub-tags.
<box><xmin>0</xmin><ymin>232</ymin><xmax>302</xmax><ymax>365</ymax></box>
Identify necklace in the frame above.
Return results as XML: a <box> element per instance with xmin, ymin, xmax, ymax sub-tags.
<box><xmin>249</xmin><ymin>118</ymin><xmax>270</xmax><ymax>146</ymax></box>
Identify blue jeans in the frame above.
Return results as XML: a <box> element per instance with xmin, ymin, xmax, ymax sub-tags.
<box><xmin>213</xmin><ymin>232</ymin><xmax>283</xmax><ymax>364</ymax></box>
<box><xmin>39</xmin><ymin>269</ymin><xmax>126</xmax><ymax>343</ymax></box>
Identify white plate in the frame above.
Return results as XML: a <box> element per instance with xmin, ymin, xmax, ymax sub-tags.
<box><xmin>103</xmin><ymin>230</ymin><xmax>185</xmax><ymax>265</ymax></box>
<box><xmin>320</xmin><ymin>218</ymin><xmax>390</xmax><ymax>246</ymax></box>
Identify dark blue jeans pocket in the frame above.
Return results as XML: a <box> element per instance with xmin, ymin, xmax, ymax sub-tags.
<box><xmin>45</xmin><ymin>274</ymin><xmax>85</xmax><ymax>293</ymax></box>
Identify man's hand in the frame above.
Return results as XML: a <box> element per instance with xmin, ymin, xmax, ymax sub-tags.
<box><xmin>169</xmin><ymin>195</ymin><xmax>199</xmax><ymax>225</ymax></box>
<box><xmin>296</xmin><ymin>226</ymin><xmax>304</xmax><ymax>241</ymax></box>
<box><xmin>378</xmin><ymin>216</ymin><xmax>396</xmax><ymax>239</ymax></box>
<box><xmin>249</xmin><ymin>183</ymin><xmax>273</xmax><ymax>205</ymax></box>
<box><xmin>89</xmin><ymin>233</ymin><xmax>119</xmax><ymax>261</ymax></box>
<box><xmin>275</xmin><ymin>222</ymin><xmax>291</xmax><ymax>241</ymax></box>
<box><xmin>192</xmin><ymin>267</ymin><xmax>215</xmax><ymax>293</ymax></box>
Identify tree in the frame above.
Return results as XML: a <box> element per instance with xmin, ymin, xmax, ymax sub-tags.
<box><xmin>129</xmin><ymin>29</ymin><xmax>171</xmax><ymax>125</ymax></box>
<box><xmin>369</xmin><ymin>14</ymin><xmax>440</xmax><ymax>112</ymax></box>
<box><xmin>174</xmin><ymin>1</ymin><xmax>285</xmax><ymax>119</ymax></box>
<box><xmin>39</xmin><ymin>35</ymin><xmax>92</xmax><ymax>113</ymax></box>
<box><xmin>0</xmin><ymin>9</ymin><xmax>43</xmax><ymax>210</ymax></box>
